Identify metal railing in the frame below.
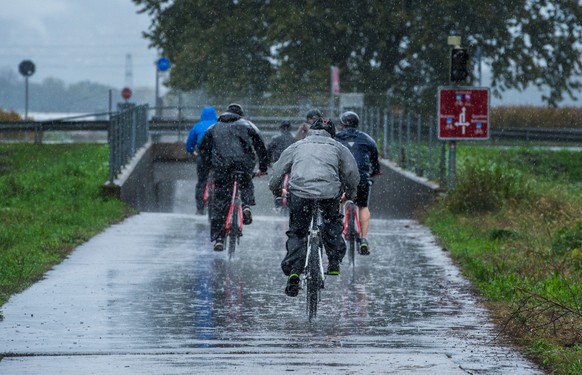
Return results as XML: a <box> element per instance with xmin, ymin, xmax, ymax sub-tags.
<box><xmin>108</xmin><ymin>105</ymin><xmax>149</xmax><ymax>183</ymax></box>
<box><xmin>359</xmin><ymin>108</ymin><xmax>446</xmax><ymax>185</ymax></box>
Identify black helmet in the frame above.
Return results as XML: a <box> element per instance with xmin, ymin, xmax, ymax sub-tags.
<box><xmin>305</xmin><ymin>108</ymin><xmax>322</xmax><ymax>121</ymax></box>
<box><xmin>280</xmin><ymin>120</ymin><xmax>291</xmax><ymax>129</ymax></box>
<box><xmin>310</xmin><ymin>117</ymin><xmax>336</xmax><ymax>138</ymax></box>
<box><xmin>340</xmin><ymin>111</ymin><xmax>359</xmax><ymax>127</ymax></box>
<box><xmin>227</xmin><ymin>103</ymin><xmax>244</xmax><ymax>116</ymax></box>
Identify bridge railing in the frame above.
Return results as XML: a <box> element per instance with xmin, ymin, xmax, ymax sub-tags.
<box><xmin>108</xmin><ymin>105</ymin><xmax>149</xmax><ymax>183</ymax></box>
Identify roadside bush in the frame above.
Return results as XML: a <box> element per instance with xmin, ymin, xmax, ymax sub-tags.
<box><xmin>0</xmin><ymin>107</ymin><xmax>21</xmax><ymax>121</ymax></box>
<box><xmin>444</xmin><ymin>158</ymin><xmax>530</xmax><ymax>213</ymax></box>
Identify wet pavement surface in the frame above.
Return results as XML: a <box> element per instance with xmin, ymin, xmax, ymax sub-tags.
<box><xmin>0</xmin><ymin>164</ymin><xmax>542</xmax><ymax>374</ymax></box>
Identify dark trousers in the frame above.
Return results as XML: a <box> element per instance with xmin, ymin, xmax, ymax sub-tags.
<box><xmin>195</xmin><ymin>161</ymin><xmax>209</xmax><ymax>212</ymax></box>
<box><xmin>281</xmin><ymin>193</ymin><xmax>346</xmax><ymax>276</ymax></box>
<box><xmin>210</xmin><ymin>168</ymin><xmax>255</xmax><ymax>241</ymax></box>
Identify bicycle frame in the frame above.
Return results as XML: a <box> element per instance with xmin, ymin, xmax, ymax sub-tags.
<box><xmin>225</xmin><ymin>174</ymin><xmax>244</xmax><ymax>259</ymax></box>
<box><xmin>203</xmin><ymin>171</ymin><xmax>215</xmax><ymax>221</ymax></box>
<box><xmin>302</xmin><ymin>204</ymin><xmax>326</xmax><ymax>321</ymax></box>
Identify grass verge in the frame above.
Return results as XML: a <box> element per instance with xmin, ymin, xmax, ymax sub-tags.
<box><xmin>422</xmin><ymin>146</ymin><xmax>582</xmax><ymax>374</ymax></box>
<box><xmin>0</xmin><ymin>143</ymin><xmax>134</xmax><ymax>311</ymax></box>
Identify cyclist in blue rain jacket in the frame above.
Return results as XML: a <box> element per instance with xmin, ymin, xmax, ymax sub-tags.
<box><xmin>198</xmin><ymin>103</ymin><xmax>269</xmax><ymax>251</ymax></box>
<box><xmin>335</xmin><ymin>111</ymin><xmax>381</xmax><ymax>255</ymax></box>
<box><xmin>186</xmin><ymin>106</ymin><xmax>218</xmax><ymax>215</ymax></box>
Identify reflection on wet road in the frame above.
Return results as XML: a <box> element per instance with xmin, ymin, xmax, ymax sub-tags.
<box><xmin>0</xmin><ymin>172</ymin><xmax>542</xmax><ymax>374</ymax></box>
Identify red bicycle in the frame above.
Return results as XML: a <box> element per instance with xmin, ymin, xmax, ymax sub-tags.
<box><xmin>224</xmin><ymin>171</ymin><xmax>245</xmax><ymax>260</ymax></box>
<box><xmin>202</xmin><ymin>170</ymin><xmax>215</xmax><ymax>222</ymax></box>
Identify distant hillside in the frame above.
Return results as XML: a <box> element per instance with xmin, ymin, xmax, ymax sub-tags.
<box><xmin>0</xmin><ymin>68</ymin><xmax>155</xmax><ymax>114</ymax></box>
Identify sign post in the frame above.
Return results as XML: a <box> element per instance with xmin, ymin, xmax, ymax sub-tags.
<box><xmin>19</xmin><ymin>60</ymin><xmax>35</xmax><ymax>120</ymax></box>
<box><xmin>155</xmin><ymin>57</ymin><xmax>171</xmax><ymax>118</ymax></box>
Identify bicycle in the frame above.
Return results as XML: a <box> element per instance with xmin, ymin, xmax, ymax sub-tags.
<box><xmin>224</xmin><ymin>171</ymin><xmax>245</xmax><ymax>260</ymax></box>
<box><xmin>342</xmin><ymin>200</ymin><xmax>361</xmax><ymax>267</ymax></box>
<box><xmin>302</xmin><ymin>202</ymin><xmax>326</xmax><ymax>322</ymax></box>
<box><xmin>203</xmin><ymin>170</ymin><xmax>215</xmax><ymax>222</ymax></box>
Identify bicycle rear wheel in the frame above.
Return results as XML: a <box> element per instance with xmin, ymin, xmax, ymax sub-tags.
<box><xmin>227</xmin><ymin>209</ymin><xmax>239</xmax><ymax>260</ymax></box>
<box><xmin>346</xmin><ymin>204</ymin><xmax>357</xmax><ymax>266</ymax></box>
<box><xmin>306</xmin><ymin>239</ymin><xmax>322</xmax><ymax>322</ymax></box>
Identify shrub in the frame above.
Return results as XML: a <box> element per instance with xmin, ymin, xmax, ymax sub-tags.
<box><xmin>444</xmin><ymin>158</ymin><xmax>530</xmax><ymax>213</ymax></box>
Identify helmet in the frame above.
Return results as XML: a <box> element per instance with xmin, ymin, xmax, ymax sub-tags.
<box><xmin>227</xmin><ymin>103</ymin><xmax>244</xmax><ymax>116</ymax></box>
<box><xmin>340</xmin><ymin>111</ymin><xmax>359</xmax><ymax>127</ymax></box>
<box><xmin>279</xmin><ymin>120</ymin><xmax>291</xmax><ymax>130</ymax></box>
<box><xmin>305</xmin><ymin>108</ymin><xmax>322</xmax><ymax>121</ymax></box>
<box><xmin>310</xmin><ymin>117</ymin><xmax>336</xmax><ymax>138</ymax></box>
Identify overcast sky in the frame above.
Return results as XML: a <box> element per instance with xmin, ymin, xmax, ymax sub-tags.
<box><xmin>0</xmin><ymin>1</ymin><xmax>579</xmax><ymax>107</ymax></box>
<box><xmin>0</xmin><ymin>0</ymin><xmax>158</xmax><ymax>90</ymax></box>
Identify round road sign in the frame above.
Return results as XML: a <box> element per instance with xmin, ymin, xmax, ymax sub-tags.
<box><xmin>121</xmin><ymin>87</ymin><xmax>132</xmax><ymax>100</ymax></box>
<box><xmin>19</xmin><ymin>60</ymin><xmax>36</xmax><ymax>77</ymax></box>
<box><xmin>157</xmin><ymin>57</ymin><xmax>171</xmax><ymax>72</ymax></box>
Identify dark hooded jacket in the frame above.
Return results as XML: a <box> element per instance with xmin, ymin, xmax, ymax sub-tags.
<box><xmin>267</xmin><ymin>129</ymin><xmax>296</xmax><ymax>164</ymax></box>
<box><xmin>198</xmin><ymin>112</ymin><xmax>269</xmax><ymax>174</ymax></box>
<box><xmin>335</xmin><ymin>127</ymin><xmax>381</xmax><ymax>180</ymax></box>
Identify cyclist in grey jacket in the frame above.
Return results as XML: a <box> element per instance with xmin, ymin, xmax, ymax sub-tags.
<box><xmin>269</xmin><ymin>117</ymin><xmax>360</xmax><ymax>297</ymax></box>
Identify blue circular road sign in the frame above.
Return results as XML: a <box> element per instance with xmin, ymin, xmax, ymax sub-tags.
<box><xmin>157</xmin><ymin>57</ymin><xmax>171</xmax><ymax>72</ymax></box>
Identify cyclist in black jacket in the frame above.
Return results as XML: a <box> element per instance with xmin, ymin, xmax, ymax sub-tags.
<box><xmin>335</xmin><ymin>111</ymin><xmax>381</xmax><ymax>255</ymax></box>
<box><xmin>198</xmin><ymin>103</ymin><xmax>269</xmax><ymax>251</ymax></box>
<box><xmin>267</xmin><ymin>120</ymin><xmax>296</xmax><ymax>164</ymax></box>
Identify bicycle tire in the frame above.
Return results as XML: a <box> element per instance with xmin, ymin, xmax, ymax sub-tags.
<box><xmin>306</xmin><ymin>236</ymin><xmax>321</xmax><ymax>322</ymax></box>
<box><xmin>347</xmin><ymin>203</ymin><xmax>356</xmax><ymax>266</ymax></box>
<box><xmin>227</xmin><ymin>207</ymin><xmax>238</xmax><ymax>260</ymax></box>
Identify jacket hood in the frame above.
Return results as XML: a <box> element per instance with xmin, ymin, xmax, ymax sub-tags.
<box><xmin>217</xmin><ymin>112</ymin><xmax>242</xmax><ymax>123</ymax></box>
<box><xmin>200</xmin><ymin>107</ymin><xmax>218</xmax><ymax>122</ymax></box>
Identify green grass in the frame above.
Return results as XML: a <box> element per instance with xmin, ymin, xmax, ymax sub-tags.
<box><xmin>423</xmin><ymin>146</ymin><xmax>582</xmax><ymax>374</ymax></box>
<box><xmin>0</xmin><ymin>144</ymin><xmax>134</xmax><ymax>308</ymax></box>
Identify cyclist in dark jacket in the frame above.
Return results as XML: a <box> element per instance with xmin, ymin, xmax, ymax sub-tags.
<box><xmin>295</xmin><ymin>108</ymin><xmax>322</xmax><ymax>141</ymax></box>
<box><xmin>198</xmin><ymin>103</ymin><xmax>269</xmax><ymax>251</ymax></box>
<box><xmin>269</xmin><ymin>117</ymin><xmax>360</xmax><ymax>297</ymax></box>
<box><xmin>335</xmin><ymin>111</ymin><xmax>381</xmax><ymax>255</ymax></box>
<box><xmin>185</xmin><ymin>106</ymin><xmax>218</xmax><ymax>215</ymax></box>
<box><xmin>267</xmin><ymin>120</ymin><xmax>296</xmax><ymax>164</ymax></box>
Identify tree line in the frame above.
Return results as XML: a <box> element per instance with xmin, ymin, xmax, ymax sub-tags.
<box><xmin>133</xmin><ymin>0</ymin><xmax>582</xmax><ymax>114</ymax></box>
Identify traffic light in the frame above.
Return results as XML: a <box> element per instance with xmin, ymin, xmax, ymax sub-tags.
<box><xmin>450</xmin><ymin>48</ymin><xmax>469</xmax><ymax>83</ymax></box>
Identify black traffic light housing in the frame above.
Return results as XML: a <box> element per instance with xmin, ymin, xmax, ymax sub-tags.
<box><xmin>450</xmin><ymin>48</ymin><xmax>469</xmax><ymax>83</ymax></box>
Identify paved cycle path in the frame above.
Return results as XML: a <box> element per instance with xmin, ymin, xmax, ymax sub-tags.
<box><xmin>0</xmin><ymin>171</ymin><xmax>542</xmax><ymax>374</ymax></box>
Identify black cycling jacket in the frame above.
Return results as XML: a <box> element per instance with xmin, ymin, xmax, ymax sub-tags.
<box><xmin>335</xmin><ymin>127</ymin><xmax>381</xmax><ymax>179</ymax></box>
<box><xmin>198</xmin><ymin>112</ymin><xmax>269</xmax><ymax>175</ymax></box>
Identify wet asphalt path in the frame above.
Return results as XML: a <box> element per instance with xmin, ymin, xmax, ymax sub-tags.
<box><xmin>0</xmin><ymin>164</ymin><xmax>542</xmax><ymax>374</ymax></box>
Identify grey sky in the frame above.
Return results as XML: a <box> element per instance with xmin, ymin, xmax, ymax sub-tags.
<box><xmin>0</xmin><ymin>0</ymin><xmax>158</xmax><ymax>90</ymax></box>
<box><xmin>0</xmin><ymin>1</ymin><xmax>578</xmax><ymax>107</ymax></box>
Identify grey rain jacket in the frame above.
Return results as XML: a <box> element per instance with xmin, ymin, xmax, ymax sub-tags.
<box><xmin>269</xmin><ymin>129</ymin><xmax>360</xmax><ymax>200</ymax></box>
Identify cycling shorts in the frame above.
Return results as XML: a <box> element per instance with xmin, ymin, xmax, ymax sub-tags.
<box><xmin>354</xmin><ymin>179</ymin><xmax>372</xmax><ymax>208</ymax></box>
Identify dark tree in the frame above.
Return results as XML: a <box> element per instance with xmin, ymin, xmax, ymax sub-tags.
<box><xmin>133</xmin><ymin>0</ymin><xmax>582</xmax><ymax>110</ymax></box>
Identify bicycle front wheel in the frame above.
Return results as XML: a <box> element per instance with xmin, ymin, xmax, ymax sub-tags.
<box><xmin>227</xmin><ymin>206</ymin><xmax>240</xmax><ymax>260</ymax></box>
<box><xmin>306</xmin><ymin>239</ymin><xmax>322</xmax><ymax>322</ymax></box>
<box><xmin>347</xmin><ymin>205</ymin><xmax>357</xmax><ymax>266</ymax></box>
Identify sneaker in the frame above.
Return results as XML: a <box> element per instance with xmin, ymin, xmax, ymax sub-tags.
<box><xmin>243</xmin><ymin>206</ymin><xmax>253</xmax><ymax>225</ymax></box>
<box><xmin>213</xmin><ymin>239</ymin><xmax>224</xmax><ymax>251</ymax></box>
<box><xmin>285</xmin><ymin>274</ymin><xmax>300</xmax><ymax>297</ymax></box>
<box><xmin>325</xmin><ymin>260</ymin><xmax>340</xmax><ymax>276</ymax></box>
<box><xmin>359</xmin><ymin>238</ymin><xmax>370</xmax><ymax>255</ymax></box>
